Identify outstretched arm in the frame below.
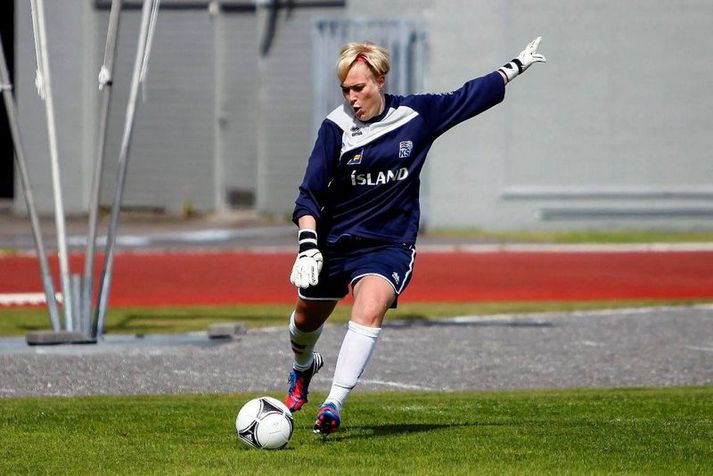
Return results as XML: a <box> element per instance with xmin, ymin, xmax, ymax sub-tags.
<box><xmin>498</xmin><ymin>36</ymin><xmax>547</xmax><ymax>84</ymax></box>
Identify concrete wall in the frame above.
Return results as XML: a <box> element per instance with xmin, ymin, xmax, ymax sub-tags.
<box><xmin>98</xmin><ymin>8</ymin><xmax>217</xmax><ymax>214</ymax></box>
<box><xmin>13</xmin><ymin>1</ymin><xmax>713</xmax><ymax>230</ymax></box>
<box><xmin>349</xmin><ymin>0</ymin><xmax>713</xmax><ymax>230</ymax></box>
<box><xmin>15</xmin><ymin>0</ymin><xmax>95</xmax><ymax>214</ymax></box>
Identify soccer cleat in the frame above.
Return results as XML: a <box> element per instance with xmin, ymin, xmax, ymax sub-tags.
<box><xmin>285</xmin><ymin>352</ymin><xmax>323</xmax><ymax>412</ymax></box>
<box><xmin>313</xmin><ymin>402</ymin><xmax>341</xmax><ymax>435</ymax></box>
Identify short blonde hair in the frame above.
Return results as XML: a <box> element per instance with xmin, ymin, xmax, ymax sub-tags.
<box><xmin>337</xmin><ymin>42</ymin><xmax>390</xmax><ymax>83</ymax></box>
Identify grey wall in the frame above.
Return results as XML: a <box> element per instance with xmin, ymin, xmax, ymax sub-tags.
<box><xmin>99</xmin><ymin>8</ymin><xmax>217</xmax><ymax>214</ymax></box>
<box><xmin>15</xmin><ymin>0</ymin><xmax>94</xmax><ymax>215</ymax></box>
<box><xmin>216</xmin><ymin>10</ymin><xmax>259</xmax><ymax>210</ymax></box>
<box><xmin>13</xmin><ymin>1</ymin><xmax>713</xmax><ymax>230</ymax></box>
<box><xmin>15</xmin><ymin>1</ymin><xmax>339</xmax><ymax>217</ymax></box>
<box><xmin>350</xmin><ymin>0</ymin><xmax>713</xmax><ymax>230</ymax></box>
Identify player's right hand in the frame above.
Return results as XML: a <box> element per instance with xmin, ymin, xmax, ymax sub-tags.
<box><xmin>290</xmin><ymin>248</ymin><xmax>323</xmax><ymax>288</ymax></box>
<box><xmin>289</xmin><ymin>229</ymin><xmax>323</xmax><ymax>288</ymax></box>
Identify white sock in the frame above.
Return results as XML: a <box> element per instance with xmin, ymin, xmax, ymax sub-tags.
<box><xmin>289</xmin><ymin>311</ymin><xmax>323</xmax><ymax>371</ymax></box>
<box><xmin>325</xmin><ymin>321</ymin><xmax>381</xmax><ymax>411</ymax></box>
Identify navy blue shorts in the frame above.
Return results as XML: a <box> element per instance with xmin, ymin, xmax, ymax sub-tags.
<box><xmin>298</xmin><ymin>239</ymin><xmax>417</xmax><ymax>308</ymax></box>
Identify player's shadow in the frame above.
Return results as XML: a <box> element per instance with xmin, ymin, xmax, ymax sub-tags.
<box><xmin>343</xmin><ymin>422</ymin><xmax>473</xmax><ymax>440</ymax></box>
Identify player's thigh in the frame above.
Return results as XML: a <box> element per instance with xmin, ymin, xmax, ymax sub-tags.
<box><xmin>351</xmin><ymin>275</ymin><xmax>396</xmax><ymax>328</ymax></box>
<box><xmin>294</xmin><ymin>297</ymin><xmax>337</xmax><ymax>332</ymax></box>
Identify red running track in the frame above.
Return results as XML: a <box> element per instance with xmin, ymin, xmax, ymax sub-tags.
<box><xmin>1</xmin><ymin>250</ymin><xmax>713</xmax><ymax>307</ymax></box>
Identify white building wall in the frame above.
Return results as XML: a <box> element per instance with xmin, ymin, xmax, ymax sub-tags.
<box><xmin>13</xmin><ymin>1</ymin><xmax>713</xmax><ymax>230</ymax></box>
<box><xmin>100</xmin><ymin>8</ymin><xmax>217</xmax><ymax>214</ymax></box>
<box><xmin>348</xmin><ymin>0</ymin><xmax>713</xmax><ymax>230</ymax></box>
<box><xmin>14</xmin><ymin>0</ymin><xmax>94</xmax><ymax>215</ymax></box>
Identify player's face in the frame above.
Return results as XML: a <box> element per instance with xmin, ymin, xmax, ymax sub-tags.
<box><xmin>341</xmin><ymin>61</ymin><xmax>385</xmax><ymax>122</ymax></box>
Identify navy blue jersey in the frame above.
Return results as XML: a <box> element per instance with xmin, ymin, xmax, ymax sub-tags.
<box><xmin>293</xmin><ymin>71</ymin><xmax>505</xmax><ymax>246</ymax></box>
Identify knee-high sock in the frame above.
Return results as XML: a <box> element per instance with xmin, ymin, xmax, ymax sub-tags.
<box><xmin>325</xmin><ymin>321</ymin><xmax>381</xmax><ymax>411</ymax></box>
<box><xmin>289</xmin><ymin>311</ymin><xmax>323</xmax><ymax>371</ymax></box>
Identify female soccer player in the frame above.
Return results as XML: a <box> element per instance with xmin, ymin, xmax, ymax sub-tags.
<box><xmin>286</xmin><ymin>38</ymin><xmax>546</xmax><ymax>435</ymax></box>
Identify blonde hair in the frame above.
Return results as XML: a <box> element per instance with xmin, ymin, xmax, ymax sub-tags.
<box><xmin>337</xmin><ymin>42</ymin><xmax>390</xmax><ymax>83</ymax></box>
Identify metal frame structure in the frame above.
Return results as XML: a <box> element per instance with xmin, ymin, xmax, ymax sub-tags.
<box><xmin>11</xmin><ymin>0</ymin><xmax>161</xmax><ymax>343</ymax></box>
<box><xmin>0</xmin><ymin>35</ymin><xmax>61</xmax><ymax>332</ymax></box>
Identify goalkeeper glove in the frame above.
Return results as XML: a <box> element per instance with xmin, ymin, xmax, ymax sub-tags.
<box><xmin>289</xmin><ymin>229</ymin><xmax>323</xmax><ymax>288</ymax></box>
<box><xmin>498</xmin><ymin>36</ymin><xmax>546</xmax><ymax>83</ymax></box>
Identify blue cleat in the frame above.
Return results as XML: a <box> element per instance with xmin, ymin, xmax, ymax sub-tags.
<box><xmin>285</xmin><ymin>352</ymin><xmax>323</xmax><ymax>412</ymax></box>
<box><xmin>313</xmin><ymin>402</ymin><xmax>341</xmax><ymax>435</ymax></box>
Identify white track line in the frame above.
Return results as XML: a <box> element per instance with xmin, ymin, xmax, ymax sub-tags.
<box><xmin>5</xmin><ymin>242</ymin><xmax>713</xmax><ymax>257</ymax></box>
<box><xmin>418</xmin><ymin>242</ymin><xmax>713</xmax><ymax>253</ymax></box>
<box><xmin>359</xmin><ymin>379</ymin><xmax>437</xmax><ymax>391</ymax></box>
<box><xmin>0</xmin><ymin>292</ymin><xmax>63</xmax><ymax>306</ymax></box>
<box><xmin>683</xmin><ymin>345</ymin><xmax>713</xmax><ymax>353</ymax></box>
<box><xmin>446</xmin><ymin>303</ymin><xmax>713</xmax><ymax>323</ymax></box>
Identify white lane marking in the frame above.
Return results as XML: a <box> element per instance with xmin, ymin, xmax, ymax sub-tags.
<box><xmin>418</xmin><ymin>243</ymin><xmax>713</xmax><ymax>253</ymax></box>
<box><xmin>577</xmin><ymin>340</ymin><xmax>606</xmax><ymax>347</ymax></box>
<box><xmin>0</xmin><ymin>292</ymin><xmax>63</xmax><ymax>306</ymax></box>
<box><xmin>359</xmin><ymin>379</ymin><xmax>437</xmax><ymax>391</ymax></box>
<box><xmin>683</xmin><ymin>345</ymin><xmax>713</xmax><ymax>353</ymax></box>
<box><xmin>447</xmin><ymin>303</ymin><xmax>713</xmax><ymax>323</ymax></box>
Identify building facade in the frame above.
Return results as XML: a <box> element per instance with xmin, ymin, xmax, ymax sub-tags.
<box><xmin>10</xmin><ymin>0</ymin><xmax>713</xmax><ymax>230</ymax></box>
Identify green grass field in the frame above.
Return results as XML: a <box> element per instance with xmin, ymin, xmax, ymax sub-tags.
<box><xmin>2</xmin><ymin>299</ymin><xmax>711</xmax><ymax>336</ymax></box>
<box><xmin>425</xmin><ymin>228</ymin><xmax>713</xmax><ymax>244</ymax></box>
<box><xmin>1</xmin><ymin>388</ymin><xmax>711</xmax><ymax>475</ymax></box>
<box><xmin>2</xmin><ymin>301</ymin><xmax>711</xmax><ymax>474</ymax></box>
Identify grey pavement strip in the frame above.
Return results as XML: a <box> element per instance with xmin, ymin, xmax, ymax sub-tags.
<box><xmin>1</xmin><ymin>306</ymin><xmax>712</xmax><ymax>398</ymax></box>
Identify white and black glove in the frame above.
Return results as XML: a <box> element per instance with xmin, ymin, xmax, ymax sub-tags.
<box><xmin>498</xmin><ymin>36</ymin><xmax>546</xmax><ymax>83</ymax></box>
<box><xmin>289</xmin><ymin>229</ymin><xmax>323</xmax><ymax>288</ymax></box>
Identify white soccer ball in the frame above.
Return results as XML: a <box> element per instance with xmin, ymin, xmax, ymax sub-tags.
<box><xmin>235</xmin><ymin>396</ymin><xmax>294</xmax><ymax>450</ymax></box>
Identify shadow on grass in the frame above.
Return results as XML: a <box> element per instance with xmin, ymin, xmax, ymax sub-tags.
<box><xmin>109</xmin><ymin>314</ymin><xmax>216</xmax><ymax>332</ymax></box>
<box><xmin>337</xmin><ymin>422</ymin><xmax>474</xmax><ymax>440</ymax></box>
<box><xmin>107</xmin><ymin>313</ymin><xmax>266</xmax><ymax>333</ymax></box>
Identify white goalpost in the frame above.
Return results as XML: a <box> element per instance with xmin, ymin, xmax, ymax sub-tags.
<box><xmin>0</xmin><ymin>33</ymin><xmax>61</xmax><ymax>332</ymax></box>
<box><xmin>94</xmin><ymin>0</ymin><xmax>161</xmax><ymax>339</ymax></box>
<box><xmin>18</xmin><ymin>0</ymin><xmax>161</xmax><ymax>343</ymax></box>
<box><xmin>29</xmin><ymin>0</ymin><xmax>75</xmax><ymax>331</ymax></box>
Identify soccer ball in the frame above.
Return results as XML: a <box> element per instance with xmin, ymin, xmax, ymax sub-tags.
<box><xmin>235</xmin><ymin>396</ymin><xmax>294</xmax><ymax>450</ymax></box>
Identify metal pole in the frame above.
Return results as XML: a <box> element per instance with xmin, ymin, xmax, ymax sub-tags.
<box><xmin>0</xmin><ymin>37</ymin><xmax>61</xmax><ymax>332</ymax></box>
<box><xmin>30</xmin><ymin>0</ymin><xmax>75</xmax><ymax>330</ymax></box>
<box><xmin>83</xmin><ymin>0</ymin><xmax>123</xmax><ymax>335</ymax></box>
<box><xmin>93</xmin><ymin>0</ymin><xmax>158</xmax><ymax>338</ymax></box>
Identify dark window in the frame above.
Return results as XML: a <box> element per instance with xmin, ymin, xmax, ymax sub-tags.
<box><xmin>0</xmin><ymin>0</ymin><xmax>14</xmax><ymax>199</ymax></box>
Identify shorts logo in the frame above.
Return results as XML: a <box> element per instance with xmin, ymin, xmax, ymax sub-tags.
<box><xmin>392</xmin><ymin>272</ymin><xmax>400</xmax><ymax>284</ymax></box>
<box><xmin>398</xmin><ymin>141</ymin><xmax>413</xmax><ymax>158</ymax></box>
<box><xmin>347</xmin><ymin>149</ymin><xmax>363</xmax><ymax>165</ymax></box>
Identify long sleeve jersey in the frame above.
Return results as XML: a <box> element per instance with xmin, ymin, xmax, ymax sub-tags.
<box><xmin>293</xmin><ymin>70</ymin><xmax>506</xmax><ymax>246</ymax></box>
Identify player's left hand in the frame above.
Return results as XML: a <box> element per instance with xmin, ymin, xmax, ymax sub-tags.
<box><xmin>517</xmin><ymin>36</ymin><xmax>547</xmax><ymax>71</ymax></box>
<box><xmin>498</xmin><ymin>36</ymin><xmax>546</xmax><ymax>83</ymax></box>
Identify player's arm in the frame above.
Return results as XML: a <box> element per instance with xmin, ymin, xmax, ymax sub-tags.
<box><xmin>293</xmin><ymin>119</ymin><xmax>341</xmax><ymax>223</ymax></box>
<box><xmin>290</xmin><ymin>120</ymin><xmax>340</xmax><ymax>289</ymax></box>
<box><xmin>409</xmin><ymin>72</ymin><xmax>505</xmax><ymax>138</ymax></box>
<box><xmin>410</xmin><ymin>36</ymin><xmax>547</xmax><ymax>138</ymax></box>
<box><xmin>497</xmin><ymin>36</ymin><xmax>547</xmax><ymax>84</ymax></box>
<box><xmin>290</xmin><ymin>215</ymin><xmax>323</xmax><ymax>289</ymax></box>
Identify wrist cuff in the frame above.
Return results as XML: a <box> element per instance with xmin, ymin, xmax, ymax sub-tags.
<box><xmin>498</xmin><ymin>58</ymin><xmax>524</xmax><ymax>82</ymax></box>
<box><xmin>298</xmin><ymin>229</ymin><xmax>318</xmax><ymax>252</ymax></box>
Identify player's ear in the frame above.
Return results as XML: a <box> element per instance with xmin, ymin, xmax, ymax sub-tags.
<box><xmin>376</xmin><ymin>75</ymin><xmax>385</xmax><ymax>91</ymax></box>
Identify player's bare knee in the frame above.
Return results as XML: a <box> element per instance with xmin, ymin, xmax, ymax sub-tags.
<box><xmin>294</xmin><ymin>298</ymin><xmax>336</xmax><ymax>331</ymax></box>
<box><xmin>351</xmin><ymin>299</ymin><xmax>391</xmax><ymax>327</ymax></box>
